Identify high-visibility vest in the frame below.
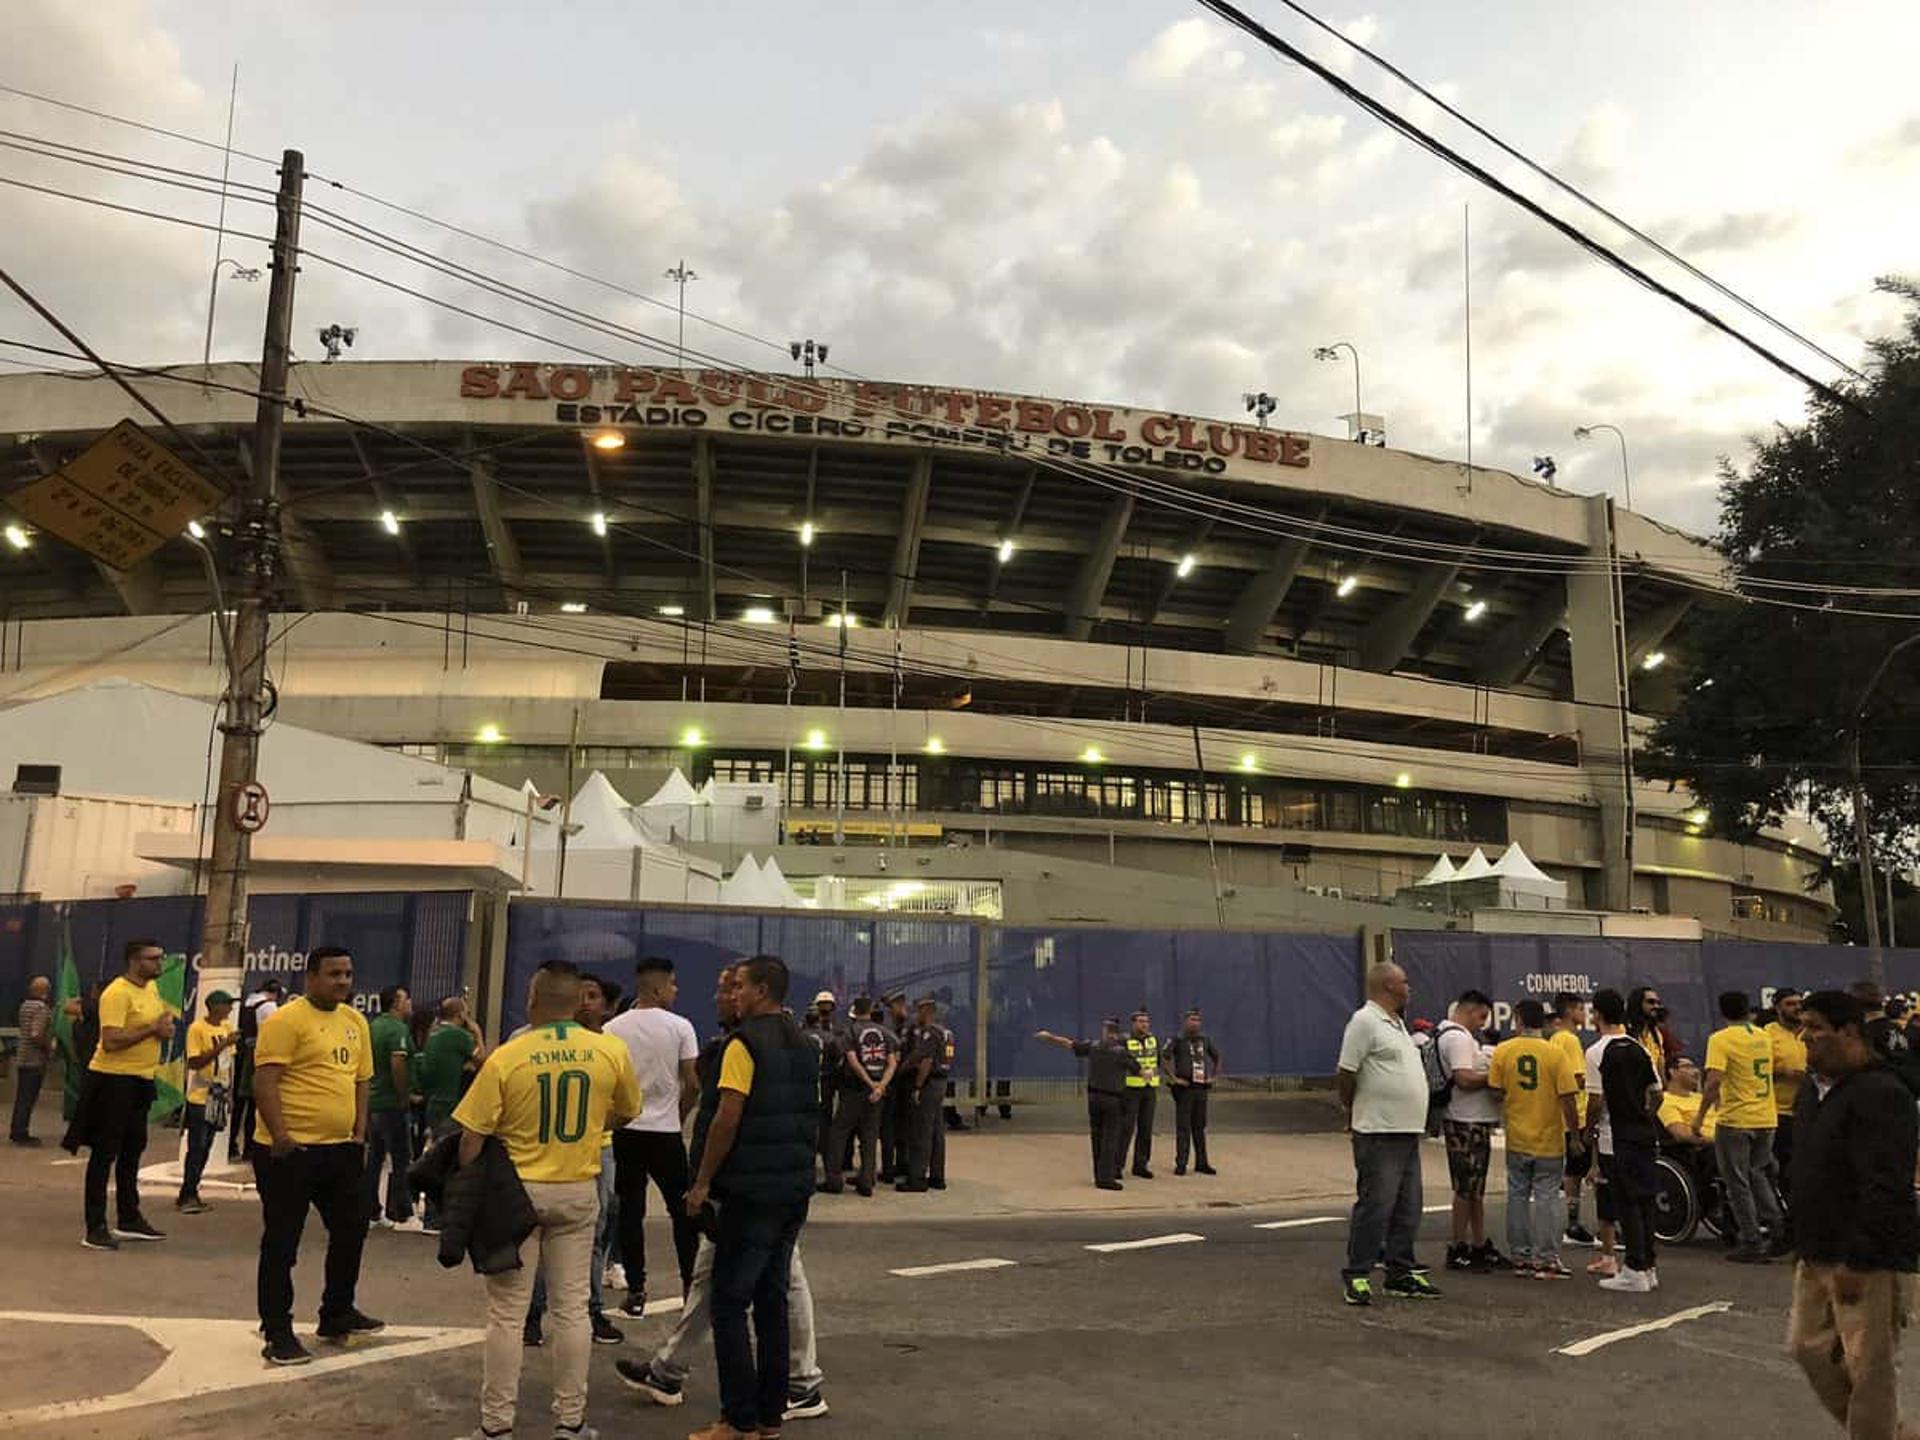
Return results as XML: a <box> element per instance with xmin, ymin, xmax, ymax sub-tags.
<box><xmin>1124</xmin><ymin>1034</ymin><xmax>1161</xmax><ymax>1088</ymax></box>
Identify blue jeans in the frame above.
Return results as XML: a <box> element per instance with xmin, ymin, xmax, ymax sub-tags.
<box><xmin>1343</xmin><ymin>1132</ymin><xmax>1424</xmax><ymax>1280</ymax></box>
<box><xmin>1715</xmin><ymin>1125</ymin><xmax>1783</xmax><ymax>1249</ymax></box>
<box><xmin>711</xmin><ymin>1196</ymin><xmax>810</xmax><ymax>1433</ymax></box>
<box><xmin>178</xmin><ymin>1101</ymin><xmax>216</xmax><ymax>1201</ymax></box>
<box><xmin>1506</xmin><ymin>1151</ymin><xmax>1567</xmax><ymax>1265</ymax></box>
<box><xmin>363</xmin><ymin>1108</ymin><xmax>414</xmax><ymax>1223</ymax></box>
<box><xmin>9</xmin><ymin>1063</ymin><xmax>44</xmax><ymax>1140</ymax></box>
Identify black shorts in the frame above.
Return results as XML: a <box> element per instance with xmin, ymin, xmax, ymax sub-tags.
<box><xmin>1593</xmin><ymin>1157</ymin><xmax>1618</xmax><ymax>1224</ymax></box>
<box><xmin>1565</xmin><ymin>1134</ymin><xmax>1593</xmax><ymax>1180</ymax></box>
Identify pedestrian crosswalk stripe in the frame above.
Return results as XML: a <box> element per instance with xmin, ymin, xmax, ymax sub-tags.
<box><xmin>1085</xmin><ymin>1233</ymin><xmax>1206</xmax><ymax>1254</ymax></box>
<box><xmin>1253</xmin><ymin>1216</ymin><xmax>1341</xmax><ymax>1230</ymax></box>
<box><xmin>889</xmin><ymin>1258</ymin><xmax>1019</xmax><ymax>1278</ymax></box>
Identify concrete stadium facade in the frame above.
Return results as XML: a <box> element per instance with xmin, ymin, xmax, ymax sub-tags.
<box><xmin>0</xmin><ymin>360</ymin><xmax>1830</xmax><ymax>938</ymax></box>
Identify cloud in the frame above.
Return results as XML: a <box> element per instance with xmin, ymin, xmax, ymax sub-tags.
<box><xmin>1664</xmin><ymin>211</ymin><xmax>1801</xmax><ymax>254</ymax></box>
<box><xmin>1852</xmin><ymin>115</ymin><xmax>1920</xmax><ymax>166</ymax></box>
<box><xmin>1130</xmin><ymin>18</ymin><xmax>1219</xmax><ymax>82</ymax></box>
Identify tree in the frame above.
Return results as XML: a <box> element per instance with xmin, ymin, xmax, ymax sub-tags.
<box><xmin>1641</xmin><ymin>278</ymin><xmax>1920</xmax><ymax>896</ymax></box>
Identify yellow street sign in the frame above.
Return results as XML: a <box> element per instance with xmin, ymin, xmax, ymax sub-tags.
<box><xmin>10</xmin><ymin>418</ymin><xmax>225</xmax><ymax>570</ymax></box>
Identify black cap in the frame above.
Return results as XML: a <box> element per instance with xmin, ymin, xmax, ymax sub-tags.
<box><xmin>1102</xmin><ymin>1015</ymin><xmax>1122</xmax><ymax>1027</ymax></box>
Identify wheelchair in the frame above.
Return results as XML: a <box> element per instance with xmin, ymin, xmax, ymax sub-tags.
<box><xmin>1651</xmin><ymin>1138</ymin><xmax>1731</xmax><ymax>1245</ymax></box>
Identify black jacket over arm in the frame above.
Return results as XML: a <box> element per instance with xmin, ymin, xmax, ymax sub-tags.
<box><xmin>1791</xmin><ymin>1065</ymin><xmax>1920</xmax><ymax>1273</ymax></box>
<box><xmin>408</xmin><ymin>1130</ymin><xmax>539</xmax><ymax>1275</ymax></box>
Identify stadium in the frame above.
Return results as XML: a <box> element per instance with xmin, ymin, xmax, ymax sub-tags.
<box><xmin>0</xmin><ymin>360</ymin><xmax>1831</xmax><ymax>939</ymax></box>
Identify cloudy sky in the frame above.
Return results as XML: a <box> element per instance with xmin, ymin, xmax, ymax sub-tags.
<box><xmin>4</xmin><ymin>0</ymin><xmax>1917</xmax><ymax>533</ymax></box>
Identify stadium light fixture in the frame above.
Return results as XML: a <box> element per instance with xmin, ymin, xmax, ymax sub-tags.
<box><xmin>1394</xmin><ymin>771</ymin><xmax>1413</xmax><ymax>789</ymax></box>
<box><xmin>996</xmin><ymin>538</ymin><xmax>1015</xmax><ymax>564</ymax></box>
<box><xmin>924</xmin><ymin>736</ymin><xmax>945</xmax><ymax>755</ymax></box>
<box><xmin>800</xmin><ymin>520</ymin><xmax>815</xmax><ymax>548</ymax></box>
<box><xmin>187</xmin><ymin>519</ymin><xmax>207</xmax><ymax>540</ymax></box>
<box><xmin>1336</xmin><ymin>574</ymin><xmax>1359</xmax><ymax>598</ymax></box>
<box><xmin>380</xmin><ymin>509</ymin><xmax>400</xmax><ymax>535</ymax></box>
<box><xmin>1079</xmin><ymin>745</ymin><xmax>1105</xmax><ymax>765</ymax></box>
<box><xmin>1463</xmin><ymin>599</ymin><xmax>1488</xmax><ymax>622</ymax></box>
<box><xmin>1239</xmin><ymin>751</ymin><xmax>1259</xmax><ymax>773</ymax></box>
<box><xmin>803</xmin><ymin>727</ymin><xmax>829</xmax><ymax>752</ymax></box>
<box><xmin>589</xmin><ymin>430</ymin><xmax>625</xmax><ymax>451</ymax></box>
<box><xmin>1175</xmin><ymin>554</ymin><xmax>1197</xmax><ymax>579</ymax></box>
<box><xmin>743</xmin><ymin>605</ymin><xmax>776</xmax><ymax>624</ymax></box>
<box><xmin>1641</xmin><ymin>650</ymin><xmax>1667</xmax><ymax>671</ymax></box>
<box><xmin>476</xmin><ymin>723</ymin><xmax>505</xmax><ymax>745</ymax></box>
<box><xmin>679</xmin><ymin>725</ymin><xmax>706</xmax><ymax>748</ymax></box>
<box><xmin>4</xmin><ymin>524</ymin><xmax>29</xmax><ymax>550</ymax></box>
<box><xmin>825</xmin><ymin>612</ymin><xmax>860</xmax><ymax>629</ymax></box>
<box><xmin>1242</xmin><ymin>391</ymin><xmax>1278</xmax><ymax>428</ymax></box>
<box><xmin>590</xmin><ymin>511</ymin><xmax>608</xmax><ymax>537</ymax></box>
<box><xmin>560</xmin><ymin>602</ymin><xmax>588</xmax><ymax>614</ymax></box>
<box><xmin>1686</xmin><ymin>807</ymin><xmax>1710</xmax><ymax>826</ymax></box>
<box><xmin>658</xmin><ymin>604</ymin><xmax>686</xmax><ymax>617</ymax></box>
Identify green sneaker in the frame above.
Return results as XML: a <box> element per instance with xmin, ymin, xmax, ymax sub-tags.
<box><xmin>1342</xmin><ymin>1275</ymin><xmax>1373</xmax><ymax>1307</ymax></box>
<box><xmin>1384</xmin><ymin>1270</ymin><xmax>1443</xmax><ymax>1299</ymax></box>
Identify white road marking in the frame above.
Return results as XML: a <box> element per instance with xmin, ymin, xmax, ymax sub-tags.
<box><xmin>1085</xmin><ymin>1233</ymin><xmax>1206</xmax><ymax>1254</ymax></box>
<box><xmin>1253</xmin><ymin>1216</ymin><xmax>1341</xmax><ymax>1230</ymax></box>
<box><xmin>1422</xmin><ymin>1204</ymin><xmax>1453</xmax><ymax>1213</ymax></box>
<box><xmin>0</xmin><ymin>1310</ymin><xmax>484</xmax><ymax>1425</ymax></box>
<box><xmin>642</xmin><ymin>1297</ymin><xmax>685</xmax><ymax>1317</ymax></box>
<box><xmin>1553</xmin><ymin>1301</ymin><xmax>1735</xmax><ymax>1357</ymax></box>
<box><xmin>889</xmin><ymin>1258</ymin><xmax>1019</xmax><ymax>1278</ymax></box>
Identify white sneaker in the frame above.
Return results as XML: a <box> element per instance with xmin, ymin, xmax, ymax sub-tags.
<box><xmin>389</xmin><ymin>1216</ymin><xmax>428</xmax><ymax>1234</ymax></box>
<box><xmin>1649</xmin><ymin>1267</ymin><xmax>1660</xmax><ymax>1290</ymax></box>
<box><xmin>1599</xmin><ymin>1267</ymin><xmax>1653</xmax><ymax>1293</ymax></box>
<box><xmin>603</xmin><ymin>1263</ymin><xmax>627</xmax><ymax>1291</ymax></box>
<box><xmin>370</xmin><ymin>1217</ymin><xmax>394</xmax><ymax>1230</ymax></box>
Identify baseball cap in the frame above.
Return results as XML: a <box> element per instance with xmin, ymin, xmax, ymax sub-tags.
<box><xmin>206</xmin><ymin>989</ymin><xmax>235</xmax><ymax>1006</ymax></box>
<box><xmin>813</xmin><ymin>989</ymin><xmax>836</xmax><ymax>1006</ymax></box>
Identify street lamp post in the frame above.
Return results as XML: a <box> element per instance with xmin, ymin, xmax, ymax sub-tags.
<box><xmin>1313</xmin><ymin>342</ymin><xmax>1362</xmax><ymax>439</ymax></box>
<box><xmin>664</xmin><ymin>260</ymin><xmax>699</xmax><ymax>367</ymax></box>
<box><xmin>1574</xmin><ymin>423</ymin><xmax>1633</xmax><ymax>511</ymax></box>
<box><xmin>1849</xmin><ymin>630</ymin><xmax>1920</xmax><ymax>984</ymax></box>
<box><xmin>202</xmin><ymin>258</ymin><xmax>261</xmax><ymax>369</ymax></box>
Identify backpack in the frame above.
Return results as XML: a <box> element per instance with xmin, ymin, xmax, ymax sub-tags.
<box><xmin>1419</xmin><ymin>1021</ymin><xmax>1467</xmax><ymax>1123</ymax></box>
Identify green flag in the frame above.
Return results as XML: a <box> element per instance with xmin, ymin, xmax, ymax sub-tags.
<box><xmin>148</xmin><ymin>950</ymin><xmax>188</xmax><ymax>1121</ymax></box>
<box><xmin>52</xmin><ymin>914</ymin><xmax>82</xmax><ymax>1122</ymax></box>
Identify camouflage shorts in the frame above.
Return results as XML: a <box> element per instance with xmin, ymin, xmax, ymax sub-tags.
<box><xmin>1442</xmin><ymin>1120</ymin><xmax>1494</xmax><ymax>1197</ymax></box>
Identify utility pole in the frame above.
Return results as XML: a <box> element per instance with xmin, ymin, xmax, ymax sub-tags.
<box><xmin>196</xmin><ymin>149</ymin><xmax>303</xmax><ymax>1078</ymax></box>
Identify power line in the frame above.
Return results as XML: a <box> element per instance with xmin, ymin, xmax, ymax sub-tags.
<box><xmin>1190</xmin><ymin>0</ymin><xmax>1865</xmax><ymax>414</ymax></box>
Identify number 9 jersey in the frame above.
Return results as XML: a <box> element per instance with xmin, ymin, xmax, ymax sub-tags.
<box><xmin>454</xmin><ymin>1020</ymin><xmax>641</xmax><ymax>1183</ymax></box>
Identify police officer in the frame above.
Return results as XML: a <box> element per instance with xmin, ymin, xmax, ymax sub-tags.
<box><xmin>1164</xmin><ymin>1008</ymin><xmax>1222</xmax><ymax>1176</ymax></box>
<box><xmin>1037</xmin><ymin>1019</ymin><xmax>1141</xmax><ymax>1190</ymax></box>
<box><xmin>878</xmin><ymin>991</ymin><xmax>911</xmax><ymax>1183</ymax></box>
<box><xmin>822</xmin><ymin>997</ymin><xmax>897</xmax><ymax>1197</ymax></box>
<box><xmin>896</xmin><ymin>996</ymin><xmax>949</xmax><ymax>1194</ymax></box>
<box><xmin>1119</xmin><ymin>1008</ymin><xmax>1162</xmax><ymax>1179</ymax></box>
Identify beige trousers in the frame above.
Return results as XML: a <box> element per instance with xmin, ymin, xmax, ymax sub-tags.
<box><xmin>1788</xmin><ymin>1260</ymin><xmax>1918</xmax><ymax>1440</ymax></box>
<box><xmin>481</xmin><ymin>1178</ymin><xmax>600</xmax><ymax>1434</ymax></box>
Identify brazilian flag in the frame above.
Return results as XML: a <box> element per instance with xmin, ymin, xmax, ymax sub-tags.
<box><xmin>52</xmin><ymin>918</ymin><xmax>82</xmax><ymax>1121</ymax></box>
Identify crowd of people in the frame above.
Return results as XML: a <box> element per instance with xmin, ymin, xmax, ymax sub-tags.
<box><xmin>1339</xmin><ymin>962</ymin><xmax>1920</xmax><ymax>1440</ymax></box>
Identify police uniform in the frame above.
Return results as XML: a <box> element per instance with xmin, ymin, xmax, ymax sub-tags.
<box><xmin>823</xmin><ymin>1012</ymin><xmax>897</xmax><ymax>1195</ymax></box>
<box><xmin>1074</xmin><ymin>1021</ymin><xmax>1141</xmax><ymax>1187</ymax></box>
<box><xmin>1120</xmin><ymin>1019</ymin><xmax>1162</xmax><ymax>1178</ymax></box>
<box><xmin>1163</xmin><ymin>1022</ymin><xmax>1221</xmax><ymax>1174</ymax></box>
<box><xmin>897</xmin><ymin>1003</ymin><xmax>949</xmax><ymax>1192</ymax></box>
<box><xmin>878</xmin><ymin>994</ymin><xmax>911</xmax><ymax>1181</ymax></box>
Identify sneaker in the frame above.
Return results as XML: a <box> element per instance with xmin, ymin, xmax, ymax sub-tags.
<box><xmin>9</xmin><ymin>1135</ymin><xmax>42</xmax><ymax>1146</ymax></box>
<box><xmin>1131</xmin><ymin>1168</ymin><xmax>1155</xmax><ymax>1180</ymax></box>
<box><xmin>317</xmin><ymin>1309</ymin><xmax>387</xmax><ymax>1341</ymax></box>
<box><xmin>604</xmin><ymin>1262</ymin><xmax>628</xmax><ymax>1291</ymax></box>
<box><xmin>1445</xmin><ymin>1243</ymin><xmax>1477</xmax><ymax>1272</ymax></box>
<box><xmin>591</xmin><ymin>1312</ymin><xmax>624</xmax><ymax>1345</ymax></box>
<box><xmin>420</xmin><ymin>1218</ymin><xmax>443</xmax><ymax>1236</ymax></box>
<box><xmin>1473</xmin><ymin>1243</ymin><xmax>1513</xmax><ymax>1271</ymax></box>
<box><xmin>175</xmin><ymin>1196</ymin><xmax>211</xmax><ymax>1215</ymax></box>
<box><xmin>1095</xmin><ymin>1180</ymin><xmax>1124</xmax><ymax>1191</ymax></box>
<box><xmin>114</xmin><ymin>1216</ymin><xmax>166</xmax><ymax>1242</ymax></box>
<box><xmin>1533</xmin><ymin>1260</ymin><xmax>1574</xmax><ymax>1281</ymax></box>
<box><xmin>262</xmin><ymin>1332</ymin><xmax>312</xmax><ymax>1366</ymax></box>
<box><xmin>1563</xmin><ymin>1222</ymin><xmax>1599</xmax><ymax>1248</ymax></box>
<box><xmin>1383</xmin><ymin>1271</ymin><xmax>1443</xmax><ymax>1299</ymax></box>
<box><xmin>1510</xmin><ymin>1259</ymin><xmax>1537</xmax><ymax>1278</ymax></box>
<box><xmin>619</xmin><ymin>1289</ymin><xmax>648</xmax><ymax>1318</ymax></box>
<box><xmin>524</xmin><ymin>1318</ymin><xmax>544</xmax><ymax>1347</ymax></box>
<box><xmin>1598</xmin><ymin>1267</ymin><xmax>1653</xmax><ymax>1293</ymax></box>
<box><xmin>616</xmin><ymin>1359</ymin><xmax>684</xmax><ymax>1406</ymax></box>
<box><xmin>1587</xmin><ymin>1253</ymin><xmax>1620</xmax><ymax>1277</ymax></box>
<box><xmin>685</xmin><ymin>1424</ymin><xmax>755</xmax><ymax>1440</ymax></box>
<box><xmin>388</xmin><ymin>1215</ymin><xmax>428</xmax><ymax>1234</ymax></box>
<box><xmin>1342</xmin><ymin>1275</ymin><xmax>1373</xmax><ymax>1307</ymax></box>
<box><xmin>82</xmin><ymin>1226</ymin><xmax>120</xmax><ymax>1251</ymax></box>
<box><xmin>783</xmin><ymin>1389</ymin><xmax>830</xmax><ymax>1421</ymax></box>
<box><xmin>1195</xmin><ymin>1164</ymin><xmax>1218</xmax><ymax>1175</ymax></box>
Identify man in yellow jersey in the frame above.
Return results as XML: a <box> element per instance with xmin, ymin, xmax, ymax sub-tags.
<box><xmin>1488</xmin><ymin>998</ymin><xmax>1584</xmax><ymax>1278</ymax></box>
<box><xmin>176</xmin><ymin>988</ymin><xmax>237</xmax><ymax>1214</ymax></box>
<box><xmin>75</xmin><ymin>938</ymin><xmax>175</xmax><ymax>1251</ymax></box>
<box><xmin>1659</xmin><ymin>1058</ymin><xmax>1716</xmax><ymax>1144</ymax></box>
<box><xmin>252</xmin><ymin>946</ymin><xmax>379</xmax><ymax>1367</ymax></box>
<box><xmin>455</xmin><ymin>959</ymin><xmax>639</xmax><ymax>1440</ymax></box>
<box><xmin>1547</xmin><ymin>992</ymin><xmax>1596</xmax><ymax>1248</ymax></box>
<box><xmin>1765</xmin><ymin>987</ymin><xmax>1808</xmax><ymax>1227</ymax></box>
<box><xmin>1695</xmin><ymin>989</ymin><xmax>1784</xmax><ymax>1262</ymax></box>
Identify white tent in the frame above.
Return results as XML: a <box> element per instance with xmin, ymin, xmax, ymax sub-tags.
<box><xmin>642</xmin><ymin>769</ymin><xmax>701</xmax><ymax>808</ymax></box>
<box><xmin>720</xmin><ymin>854</ymin><xmax>766</xmax><ymax>905</ymax></box>
<box><xmin>758</xmin><ymin>854</ymin><xmax>807</xmax><ymax>908</ymax></box>
<box><xmin>551</xmin><ymin>771</ymin><xmax>641</xmax><ymax>851</ymax></box>
<box><xmin>1493</xmin><ymin>842</ymin><xmax>1554</xmax><ymax>882</ymax></box>
<box><xmin>1416</xmin><ymin>854</ymin><xmax>1458</xmax><ymax>887</ymax></box>
<box><xmin>1489</xmin><ymin>841</ymin><xmax>1569</xmax><ymax>904</ymax></box>
<box><xmin>1454</xmin><ymin>847</ymin><xmax>1495</xmax><ymax>880</ymax></box>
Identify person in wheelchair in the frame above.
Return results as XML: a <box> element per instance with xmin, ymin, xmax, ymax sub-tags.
<box><xmin>1651</xmin><ymin>1059</ymin><xmax>1730</xmax><ymax>1246</ymax></box>
<box><xmin>1660</xmin><ymin>1059</ymin><xmax>1717</xmax><ymax>1148</ymax></box>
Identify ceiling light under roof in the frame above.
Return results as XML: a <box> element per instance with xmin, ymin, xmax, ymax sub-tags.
<box><xmin>743</xmin><ymin>605</ymin><xmax>776</xmax><ymax>624</ymax></box>
<box><xmin>1641</xmin><ymin>650</ymin><xmax>1667</xmax><ymax>671</ymax></box>
<box><xmin>996</xmin><ymin>538</ymin><xmax>1015</xmax><ymax>563</ymax></box>
<box><xmin>658</xmin><ymin>604</ymin><xmax>685</xmax><ymax>617</ymax></box>
<box><xmin>800</xmin><ymin>521</ymin><xmax>815</xmax><ymax>547</ymax></box>
<box><xmin>380</xmin><ymin>510</ymin><xmax>400</xmax><ymax>535</ymax></box>
<box><xmin>589</xmin><ymin>430</ymin><xmax>625</xmax><ymax>451</ymax></box>
<box><xmin>4</xmin><ymin>524</ymin><xmax>30</xmax><ymax>550</ymax></box>
<box><xmin>1175</xmin><ymin>554</ymin><xmax>1196</xmax><ymax>579</ymax></box>
<box><xmin>590</xmin><ymin>511</ymin><xmax>608</xmax><ymax>537</ymax></box>
<box><xmin>559</xmin><ymin>601</ymin><xmax>587</xmax><ymax>614</ymax></box>
<box><xmin>1336</xmin><ymin>574</ymin><xmax>1359</xmax><ymax>598</ymax></box>
<box><xmin>1463</xmin><ymin>599</ymin><xmax>1488</xmax><ymax>622</ymax></box>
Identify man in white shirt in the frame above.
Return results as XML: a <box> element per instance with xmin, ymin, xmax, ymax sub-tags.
<box><xmin>1336</xmin><ymin>963</ymin><xmax>1441</xmax><ymax>1307</ymax></box>
<box><xmin>1437</xmin><ymin>989</ymin><xmax>1506</xmax><ymax>1273</ymax></box>
<box><xmin>603</xmin><ymin>956</ymin><xmax>701</xmax><ymax>1317</ymax></box>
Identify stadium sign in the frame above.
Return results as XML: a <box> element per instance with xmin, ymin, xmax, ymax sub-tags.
<box><xmin>457</xmin><ymin>364</ymin><xmax>1311</xmax><ymax>475</ymax></box>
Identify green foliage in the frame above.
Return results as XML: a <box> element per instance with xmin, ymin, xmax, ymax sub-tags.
<box><xmin>1641</xmin><ymin>278</ymin><xmax>1920</xmax><ymax>868</ymax></box>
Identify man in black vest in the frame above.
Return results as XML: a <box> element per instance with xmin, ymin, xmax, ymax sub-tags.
<box><xmin>684</xmin><ymin>955</ymin><xmax>819</xmax><ymax>1440</ymax></box>
<box><xmin>822</xmin><ymin>997</ymin><xmax>898</xmax><ymax>1197</ymax></box>
<box><xmin>1037</xmin><ymin>1018</ymin><xmax>1141</xmax><ymax>1190</ymax></box>
<box><xmin>877</xmin><ymin>991</ymin><xmax>911</xmax><ymax>1183</ymax></box>
<box><xmin>897</xmin><ymin>996</ymin><xmax>950</xmax><ymax>1194</ymax></box>
<box><xmin>1164</xmin><ymin>1008</ymin><xmax>1222</xmax><ymax>1176</ymax></box>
